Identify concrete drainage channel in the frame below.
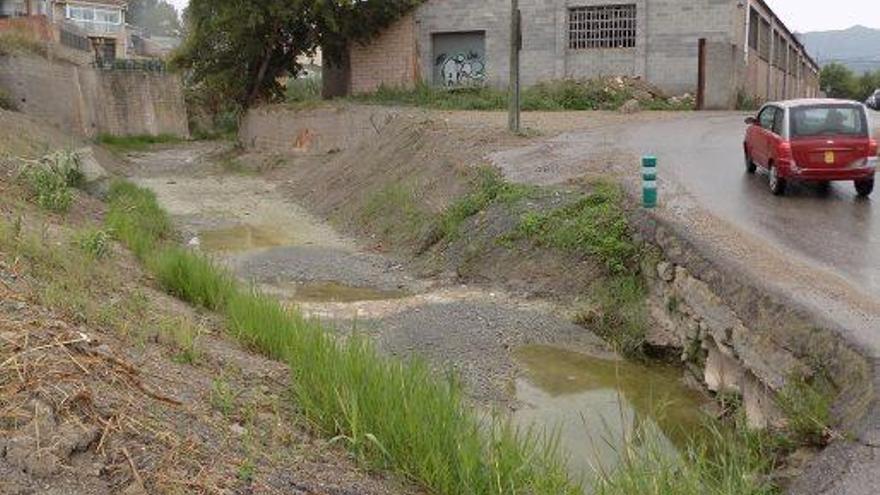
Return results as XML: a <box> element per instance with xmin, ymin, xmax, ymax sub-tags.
<box><xmin>125</xmin><ymin>146</ymin><xmax>713</xmax><ymax>488</ymax></box>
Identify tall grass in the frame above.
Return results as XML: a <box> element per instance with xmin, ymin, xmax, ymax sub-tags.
<box><xmin>105</xmin><ymin>180</ymin><xmax>581</xmax><ymax>495</ymax></box>
<box><xmin>594</xmin><ymin>420</ymin><xmax>778</xmax><ymax>495</ymax></box>
<box><xmin>105</xmin><ymin>181</ymin><xmax>171</xmax><ymax>259</ymax></box>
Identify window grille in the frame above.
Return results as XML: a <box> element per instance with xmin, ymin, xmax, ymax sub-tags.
<box><xmin>568</xmin><ymin>4</ymin><xmax>637</xmax><ymax>50</ymax></box>
<box><xmin>758</xmin><ymin>18</ymin><xmax>771</xmax><ymax>60</ymax></box>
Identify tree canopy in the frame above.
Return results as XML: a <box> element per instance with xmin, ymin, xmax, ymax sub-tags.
<box><xmin>127</xmin><ymin>0</ymin><xmax>181</xmax><ymax>37</ymax></box>
<box><xmin>173</xmin><ymin>0</ymin><xmax>422</xmax><ymax>109</ymax></box>
<box><xmin>820</xmin><ymin>63</ymin><xmax>880</xmax><ymax>101</ymax></box>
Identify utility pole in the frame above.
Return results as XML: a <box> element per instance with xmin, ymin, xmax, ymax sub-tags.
<box><xmin>508</xmin><ymin>0</ymin><xmax>521</xmax><ymax>133</ymax></box>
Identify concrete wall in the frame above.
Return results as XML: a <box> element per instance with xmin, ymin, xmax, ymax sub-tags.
<box><xmin>739</xmin><ymin>0</ymin><xmax>820</xmax><ymax>103</ymax></box>
<box><xmin>239</xmin><ymin>105</ymin><xmax>399</xmax><ymax>155</ymax></box>
<box><xmin>0</xmin><ymin>53</ymin><xmax>188</xmax><ymax>137</ymax></box>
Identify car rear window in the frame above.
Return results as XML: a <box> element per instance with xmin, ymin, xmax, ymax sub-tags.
<box><xmin>790</xmin><ymin>105</ymin><xmax>868</xmax><ymax>138</ymax></box>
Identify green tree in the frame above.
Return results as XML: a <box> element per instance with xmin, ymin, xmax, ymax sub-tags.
<box><xmin>128</xmin><ymin>0</ymin><xmax>181</xmax><ymax>37</ymax></box>
<box><xmin>856</xmin><ymin>70</ymin><xmax>880</xmax><ymax>101</ymax></box>
<box><xmin>173</xmin><ymin>0</ymin><xmax>423</xmax><ymax>109</ymax></box>
<box><xmin>820</xmin><ymin>63</ymin><xmax>859</xmax><ymax>99</ymax></box>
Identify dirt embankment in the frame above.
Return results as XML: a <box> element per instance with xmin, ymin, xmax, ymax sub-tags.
<box><xmin>0</xmin><ymin>110</ymin><xmax>414</xmax><ymax>494</ymax></box>
<box><xmin>237</xmin><ymin>105</ymin><xmax>656</xmax><ymax>306</ymax></box>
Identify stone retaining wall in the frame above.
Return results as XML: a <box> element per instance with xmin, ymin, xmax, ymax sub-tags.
<box><xmin>0</xmin><ymin>53</ymin><xmax>188</xmax><ymax>138</ymax></box>
<box><xmin>632</xmin><ymin>211</ymin><xmax>873</xmax><ymax>432</ymax></box>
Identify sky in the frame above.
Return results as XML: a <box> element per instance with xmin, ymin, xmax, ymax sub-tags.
<box><xmin>163</xmin><ymin>0</ymin><xmax>875</xmax><ymax>33</ymax></box>
<box><xmin>168</xmin><ymin>0</ymin><xmax>189</xmax><ymax>16</ymax></box>
<box><xmin>758</xmin><ymin>0</ymin><xmax>872</xmax><ymax>32</ymax></box>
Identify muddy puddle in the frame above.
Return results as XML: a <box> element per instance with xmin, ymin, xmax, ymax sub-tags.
<box><xmin>265</xmin><ymin>280</ymin><xmax>410</xmax><ymax>304</ymax></box>
<box><xmin>199</xmin><ymin>224</ymin><xmax>297</xmax><ymax>253</ymax></box>
<box><xmin>513</xmin><ymin>345</ymin><xmax>708</xmax><ymax>485</ymax></box>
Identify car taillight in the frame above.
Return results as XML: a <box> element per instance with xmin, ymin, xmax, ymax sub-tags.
<box><xmin>777</xmin><ymin>142</ymin><xmax>794</xmax><ymax>161</ymax></box>
<box><xmin>870</xmin><ymin>139</ymin><xmax>878</xmax><ymax>157</ymax></box>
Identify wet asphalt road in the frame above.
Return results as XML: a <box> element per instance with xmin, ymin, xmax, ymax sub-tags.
<box><xmin>576</xmin><ymin>110</ymin><xmax>880</xmax><ymax>296</ymax></box>
<box><xmin>635</xmin><ymin>110</ymin><xmax>880</xmax><ymax>294</ymax></box>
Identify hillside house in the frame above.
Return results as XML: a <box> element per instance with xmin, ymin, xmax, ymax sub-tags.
<box><xmin>0</xmin><ymin>0</ymin><xmax>128</xmax><ymax>60</ymax></box>
<box><xmin>338</xmin><ymin>0</ymin><xmax>820</xmax><ymax>109</ymax></box>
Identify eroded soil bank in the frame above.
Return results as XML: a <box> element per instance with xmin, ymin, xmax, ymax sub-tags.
<box><xmin>115</xmin><ymin>140</ymin><xmax>709</xmax><ymax>486</ymax></box>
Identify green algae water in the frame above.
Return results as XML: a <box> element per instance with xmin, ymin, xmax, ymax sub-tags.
<box><xmin>513</xmin><ymin>345</ymin><xmax>708</xmax><ymax>486</ymax></box>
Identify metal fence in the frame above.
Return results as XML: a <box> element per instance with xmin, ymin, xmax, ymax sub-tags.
<box><xmin>92</xmin><ymin>58</ymin><xmax>167</xmax><ymax>73</ymax></box>
<box><xmin>59</xmin><ymin>27</ymin><xmax>90</xmax><ymax>52</ymax></box>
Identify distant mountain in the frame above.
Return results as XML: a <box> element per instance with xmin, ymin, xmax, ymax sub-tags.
<box><xmin>797</xmin><ymin>25</ymin><xmax>880</xmax><ymax>73</ymax></box>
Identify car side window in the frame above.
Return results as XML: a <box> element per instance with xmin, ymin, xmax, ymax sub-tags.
<box><xmin>758</xmin><ymin>107</ymin><xmax>776</xmax><ymax>130</ymax></box>
<box><xmin>772</xmin><ymin>108</ymin><xmax>785</xmax><ymax>135</ymax></box>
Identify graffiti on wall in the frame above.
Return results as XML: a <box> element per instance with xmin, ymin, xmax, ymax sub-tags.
<box><xmin>435</xmin><ymin>51</ymin><xmax>486</xmax><ymax>87</ymax></box>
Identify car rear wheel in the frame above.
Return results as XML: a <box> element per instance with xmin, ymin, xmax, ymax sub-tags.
<box><xmin>769</xmin><ymin>165</ymin><xmax>786</xmax><ymax>196</ymax></box>
<box><xmin>855</xmin><ymin>179</ymin><xmax>874</xmax><ymax>197</ymax></box>
<box><xmin>744</xmin><ymin>150</ymin><xmax>757</xmax><ymax>174</ymax></box>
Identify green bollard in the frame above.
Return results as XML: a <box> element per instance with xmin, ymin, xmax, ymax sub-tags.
<box><xmin>642</xmin><ymin>156</ymin><xmax>658</xmax><ymax>208</ymax></box>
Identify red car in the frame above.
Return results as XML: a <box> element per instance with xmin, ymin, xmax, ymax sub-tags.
<box><xmin>743</xmin><ymin>99</ymin><xmax>878</xmax><ymax>196</ymax></box>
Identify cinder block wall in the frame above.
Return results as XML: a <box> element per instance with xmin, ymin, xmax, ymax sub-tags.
<box><xmin>411</xmin><ymin>0</ymin><xmax>734</xmax><ymax>95</ymax></box>
<box><xmin>349</xmin><ymin>13</ymin><xmax>419</xmax><ymax>94</ymax></box>
<box><xmin>0</xmin><ymin>53</ymin><xmax>188</xmax><ymax>138</ymax></box>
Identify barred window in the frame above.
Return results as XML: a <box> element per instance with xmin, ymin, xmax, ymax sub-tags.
<box><xmin>773</xmin><ymin>33</ymin><xmax>786</xmax><ymax>68</ymax></box>
<box><xmin>748</xmin><ymin>8</ymin><xmax>760</xmax><ymax>50</ymax></box>
<box><xmin>568</xmin><ymin>4</ymin><xmax>637</xmax><ymax>50</ymax></box>
<box><xmin>758</xmin><ymin>18</ymin><xmax>771</xmax><ymax>60</ymax></box>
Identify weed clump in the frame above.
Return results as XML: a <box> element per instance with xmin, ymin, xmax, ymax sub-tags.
<box><xmin>150</xmin><ymin>247</ymin><xmax>236</xmax><ymax>311</ymax></box>
<box><xmin>106</xmin><ymin>180</ymin><xmax>171</xmax><ymax>259</ymax></box>
<box><xmin>77</xmin><ymin>228</ymin><xmax>112</xmax><ymax>259</ymax></box>
<box><xmin>440</xmin><ymin>166</ymin><xmax>534</xmax><ymax>239</ymax></box>
<box><xmin>20</xmin><ymin>150</ymin><xmax>84</xmax><ymax>213</ymax></box>
<box><xmin>516</xmin><ymin>180</ymin><xmax>638</xmax><ymax>274</ymax></box>
<box><xmin>776</xmin><ymin>376</ymin><xmax>834</xmax><ymax>446</ymax></box>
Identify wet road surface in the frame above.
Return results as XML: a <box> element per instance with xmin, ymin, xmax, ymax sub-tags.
<box><xmin>630</xmin><ymin>111</ymin><xmax>880</xmax><ymax>294</ymax></box>
<box><xmin>500</xmin><ymin>110</ymin><xmax>880</xmax><ymax>296</ymax></box>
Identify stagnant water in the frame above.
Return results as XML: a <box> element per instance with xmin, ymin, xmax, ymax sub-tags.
<box><xmin>192</xmin><ymin>218</ymin><xmax>708</xmax><ymax>486</ymax></box>
<box><xmin>199</xmin><ymin>224</ymin><xmax>297</xmax><ymax>252</ymax></box>
<box><xmin>513</xmin><ymin>345</ymin><xmax>708</xmax><ymax>486</ymax></box>
<box><xmin>265</xmin><ymin>280</ymin><xmax>410</xmax><ymax>304</ymax></box>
